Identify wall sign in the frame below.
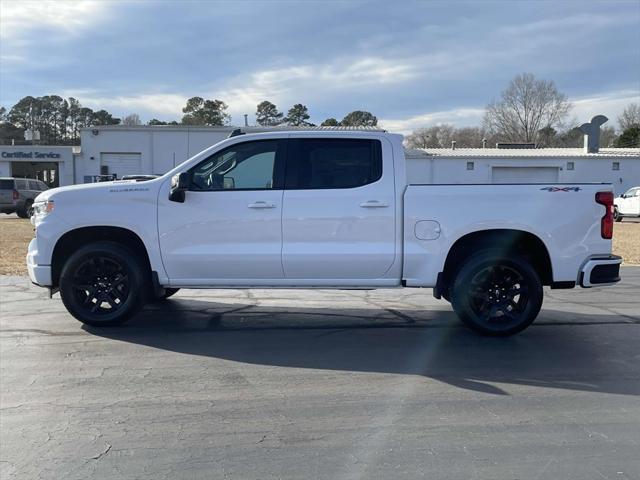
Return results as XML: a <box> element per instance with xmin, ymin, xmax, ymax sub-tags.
<box><xmin>1</xmin><ymin>151</ymin><xmax>62</xmax><ymax>159</ymax></box>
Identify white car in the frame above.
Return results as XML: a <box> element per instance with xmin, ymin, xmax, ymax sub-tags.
<box><xmin>26</xmin><ymin>130</ymin><xmax>621</xmax><ymax>336</ymax></box>
<box><xmin>614</xmin><ymin>186</ymin><xmax>640</xmax><ymax>221</ymax></box>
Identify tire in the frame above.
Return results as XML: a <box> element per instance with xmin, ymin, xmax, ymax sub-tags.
<box><xmin>614</xmin><ymin>207</ymin><xmax>623</xmax><ymax>222</ymax></box>
<box><xmin>16</xmin><ymin>200</ymin><xmax>33</xmax><ymax>219</ymax></box>
<box><xmin>450</xmin><ymin>250</ymin><xmax>543</xmax><ymax>336</ymax></box>
<box><xmin>154</xmin><ymin>287</ymin><xmax>180</xmax><ymax>301</ymax></box>
<box><xmin>59</xmin><ymin>241</ymin><xmax>147</xmax><ymax>327</ymax></box>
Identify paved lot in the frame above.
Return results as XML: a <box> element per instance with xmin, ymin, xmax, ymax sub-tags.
<box><xmin>1</xmin><ymin>270</ymin><xmax>640</xmax><ymax>480</ymax></box>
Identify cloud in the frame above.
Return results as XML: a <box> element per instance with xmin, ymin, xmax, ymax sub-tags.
<box><xmin>571</xmin><ymin>90</ymin><xmax>640</xmax><ymax>129</ymax></box>
<box><xmin>0</xmin><ymin>0</ymin><xmax>109</xmax><ymax>39</ymax></box>
<box><xmin>218</xmin><ymin>57</ymin><xmax>419</xmax><ymax>120</ymax></box>
<box><xmin>379</xmin><ymin>108</ymin><xmax>486</xmax><ymax>134</ymax></box>
<box><xmin>61</xmin><ymin>90</ymin><xmax>188</xmax><ymax>117</ymax></box>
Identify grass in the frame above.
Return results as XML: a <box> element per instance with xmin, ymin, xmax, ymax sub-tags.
<box><xmin>1</xmin><ymin>217</ymin><xmax>639</xmax><ymax>276</ymax></box>
<box><xmin>0</xmin><ymin>217</ymin><xmax>34</xmax><ymax>276</ymax></box>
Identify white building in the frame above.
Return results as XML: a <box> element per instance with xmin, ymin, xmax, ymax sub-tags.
<box><xmin>2</xmin><ymin>123</ymin><xmax>639</xmax><ymax>195</ymax></box>
<box><xmin>0</xmin><ymin>145</ymin><xmax>76</xmax><ymax>188</ymax></box>
<box><xmin>406</xmin><ymin>147</ymin><xmax>640</xmax><ymax>195</ymax></box>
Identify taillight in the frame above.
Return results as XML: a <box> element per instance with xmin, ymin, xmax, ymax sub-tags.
<box><xmin>595</xmin><ymin>191</ymin><xmax>614</xmax><ymax>239</ymax></box>
<box><xmin>12</xmin><ymin>189</ymin><xmax>19</xmax><ymax>200</ymax></box>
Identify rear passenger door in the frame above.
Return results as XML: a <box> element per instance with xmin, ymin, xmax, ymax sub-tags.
<box><xmin>281</xmin><ymin>136</ymin><xmax>396</xmax><ymax>282</ymax></box>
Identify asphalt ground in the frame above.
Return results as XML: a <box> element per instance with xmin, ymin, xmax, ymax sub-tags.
<box><xmin>1</xmin><ymin>269</ymin><xmax>639</xmax><ymax>479</ymax></box>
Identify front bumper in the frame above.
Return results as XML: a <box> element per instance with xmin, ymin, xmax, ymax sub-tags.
<box><xmin>26</xmin><ymin>238</ymin><xmax>52</xmax><ymax>286</ymax></box>
<box><xmin>579</xmin><ymin>255</ymin><xmax>622</xmax><ymax>287</ymax></box>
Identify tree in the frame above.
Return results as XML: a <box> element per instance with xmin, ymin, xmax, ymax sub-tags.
<box><xmin>255</xmin><ymin>101</ymin><xmax>283</xmax><ymax>126</ymax></box>
<box><xmin>122</xmin><ymin>113</ymin><xmax>141</xmax><ymax>126</ymax></box>
<box><xmin>320</xmin><ymin>118</ymin><xmax>339</xmax><ymax>126</ymax></box>
<box><xmin>147</xmin><ymin>119</ymin><xmax>179</xmax><ymax>125</ymax></box>
<box><xmin>618</xmin><ymin>103</ymin><xmax>640</xmax><ymax>131</ymax></box>
<box><xmin>284</xmin><ymin>103</ymin><xmax>312</xmax><ymax>126</ymax></box>
<box><xmin>616</xmin><ymin>126</ymin><xmax>640</xmax><ymax>147</ymax></box>
<box><xmin>181</xmin><ymin>96</ymin><xmax>230</xmax><ymax>126</ymax></box>
<box><xmin>483</xmin><ymin>73</ymin><xmax>571</xmax><ymax>144</ymax></box>
<box><xmin>0</xmin><ymin>106</ymin><xmax>24</xmax><ymax>145</ymax></box>
<box><xmin>600</xmin><ymin>126</ymin><xmax>618</xmax><ymax>148</ymax></box>
<box><xmin>340</xmin><ymin>110</ymin><xmax>377</xmax><ymax>127</ymax></box>
<box><xmin>93</xmin><ymin>110</ymin><xmax>121</xmax><ymax>126</ymax></box>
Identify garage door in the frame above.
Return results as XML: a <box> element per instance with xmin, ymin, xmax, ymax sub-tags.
<box><xmin>100</xmin><ymin>153</ymin><xmax>142</xmax><ymax>179</ymax></box>
<box><xmin>492</xmin><ymin>166</ymin><xmax>559</xmax><ymax>183</ymax></box>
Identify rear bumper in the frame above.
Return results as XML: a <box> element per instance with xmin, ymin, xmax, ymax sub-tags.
<box><xmin>579</xmin><ymin>255</ymin><xmax>622</xmax><ymax>287</ymax></box>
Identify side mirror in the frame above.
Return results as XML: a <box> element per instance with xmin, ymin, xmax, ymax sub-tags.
<box><xmin>169</xmin><ymin>172</ymin><xmax>189</xmax><ymax>203</ymax></box>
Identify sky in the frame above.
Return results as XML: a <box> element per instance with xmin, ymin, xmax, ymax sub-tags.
<box><xmin>1</xmin><ymin>0</ymin><xmax>639</xmax><ymax>134</ymax></box>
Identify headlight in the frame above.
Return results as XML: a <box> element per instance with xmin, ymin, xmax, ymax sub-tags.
<box><xmin>32</xmin><ymin>200</ymin><xmax>55</xmax><ymax>218</ymax></box>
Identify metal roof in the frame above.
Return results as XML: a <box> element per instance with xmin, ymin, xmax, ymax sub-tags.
<box><xmin>405</xmin><ymin>147</ymin><xmax>640</xmax><ymax>159</ymax></box>
<box><xmin>81</xmin><ymin>125</ymin><xmax>386</xmax><ymax>132</ymax></box>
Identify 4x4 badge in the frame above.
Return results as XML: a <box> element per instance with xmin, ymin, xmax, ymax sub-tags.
<box><xmin>540</xmin><ymin>187</ymin><xmax>582</xmax><ymax>192</ymax></box>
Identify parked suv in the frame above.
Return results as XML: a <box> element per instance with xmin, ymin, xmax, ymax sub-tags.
<box><xmin>0</xmin><ymin>177</ymin><xmax>49</xmax><ymax>218</ymax></box>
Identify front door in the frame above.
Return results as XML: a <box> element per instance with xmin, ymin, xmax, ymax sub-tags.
<box><xmin>158</xmin><ymin>139</ymin><xmax>286</xmax><ymax>285</ymax></box>
<box><xmin>281</xmin><ymin>136</ymin><xmax>396</xmax><ymax>281</ymax></box>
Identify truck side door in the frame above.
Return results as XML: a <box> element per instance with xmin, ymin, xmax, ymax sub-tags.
<box><xmin>157</xmin><ymin>139</ymin><xmax>286</xmax><ymax>285</ymax></box>
<box><xmin>281</xmin><ymin>136</ymin><xmax>396</xmax><ymax>281</ymax></box>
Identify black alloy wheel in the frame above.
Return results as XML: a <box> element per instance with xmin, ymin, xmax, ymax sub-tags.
<box><xmin>60</xmin><ymin>242</ymin><xmax>146</xmax><ymax>326</ymax></box>
<box><xmin>451</xmin><ymin>251</ymin><xmax>543</xmax><ymax>336</ymax></box>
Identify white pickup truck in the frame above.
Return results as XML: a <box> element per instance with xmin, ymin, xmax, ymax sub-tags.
<box><xmin>27</xmin><ymin>130</ymin><xmax>622</xmax><ymax>336</ymax></box>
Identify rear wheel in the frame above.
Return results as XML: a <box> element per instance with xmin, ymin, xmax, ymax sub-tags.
<box><xmin>16</xmin><ymin>200</ymin><xmax>33</xmax><ymax>219</ymax></box>
<box><xmin>59</xmin><ymin>242</ymin><xmax>147</xmax><ymax>327</ymax></box>
<box><xmin>450</xmin><ymin>251</ymin><xmax>543</xmax><ymax>336</ymax></box>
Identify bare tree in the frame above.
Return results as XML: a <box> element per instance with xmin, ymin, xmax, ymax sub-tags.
<box><xmin>618</xmin><ymin>103</ymin><xmax>640</xmax><ymax>131</ymax></box>
<box><xmin>405</xmin><ymin>125</ymin><xmax>488</xmax><ymax>149</ymax></box>
<box><xmin>122</xmin><ymin>113</ymin><xmax>142</xmax><ymax>126</ymax></box>
<box><xmin>483</xmin><ymin>73</ymin><xmax>571</xmax><ymax>144</ymax></box>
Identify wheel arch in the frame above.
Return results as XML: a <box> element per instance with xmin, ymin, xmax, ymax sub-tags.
<box><xmin>51</xmin><ymin>226</ymin><xmax>152</xmax><ymax>288</ymax></box>
<box><xmin>440</xmin><ymin>229</ymin><xmax>553</xmax><ymax>296</ymax></box>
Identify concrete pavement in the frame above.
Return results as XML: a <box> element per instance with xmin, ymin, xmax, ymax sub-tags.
<box><xmin>1</xmin><ymin>269</ymin><xmax>639</xmax><ymax>479</ymax></box>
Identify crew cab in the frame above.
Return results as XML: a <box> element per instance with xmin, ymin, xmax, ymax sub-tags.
<box><xmin>27</xmin><ymin>131</ymin><xmax>622</xmax><ymax>336</ymax></box>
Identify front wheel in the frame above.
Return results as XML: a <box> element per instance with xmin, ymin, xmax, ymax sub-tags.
<box><xmin>59</xmin><ymin>242</ymin><xmax>147</xmax><ymax>327</ymax></box>
<box><xmin>450</xmin><ymin>251</ymin><xmax>543</xmax><ymax>336</ymax></box>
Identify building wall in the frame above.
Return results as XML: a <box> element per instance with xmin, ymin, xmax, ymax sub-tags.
<box><xmin>76</xmin><ymin>128</ymin><xmax>231</xmax><ymax>181</ymax></box>
<box><xmin>0</xmin><ymin>145</ymin><xmax>75</xmax><ymax>186</ymax></box>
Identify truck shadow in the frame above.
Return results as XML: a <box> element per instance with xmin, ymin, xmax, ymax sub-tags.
<box><xmin>86</xmin><ymin>298</ymin><xmax>640</xmax><ymax>397</ymax></box>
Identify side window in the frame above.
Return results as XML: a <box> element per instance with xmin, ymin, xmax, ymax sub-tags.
<box><xmin>286</xmin><ymin>138</ymin><xmax>382</xmax><ymax>189</ymax></box>
<box><xmin>189</xmin><ymin>140</ymin><xmax>281</xmax><ymax>191</ymax></box>
<box><xmin>14</xmin><ymin>179</ymin><xmax>27</xmax><ymax>190</ymax></box>
<box><xmin>28</xmin><ymin>180</ymin><xmax>39</xmax><ymax>191</ymax></box>
<box><xmin>38</xmin><ymin>181</ymin><xmax>49</xmax><ymax>191</ymax></box>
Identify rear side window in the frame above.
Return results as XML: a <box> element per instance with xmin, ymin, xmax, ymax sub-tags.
<box><xmin>28</xmin><ymin>180</ymin><xmax>39</xmax><ymax>190</ymax></box>
<box><xmin>0</xmin><ymin>180</ymin><xmax>14</xmax><ymax>190</ymax></box>
<box><xmin>14</xmin><ymin>179</ymin><xmax>27</xmax><ymax>190</ymax></box>
<box><xmin>286</xmin><ymin>138</ymin><xmax>382</xmax><ymax>189</ymax></box>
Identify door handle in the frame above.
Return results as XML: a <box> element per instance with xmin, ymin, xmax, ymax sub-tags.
<box><xmin>248</xmin><ymin>201</ymin><xmax>276</xmax><ymax>209</ymax></box>
<box><xmin>359</xmin><ymin>200</ymin><xmax>389</xmax><ymax>208</ymax></box>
